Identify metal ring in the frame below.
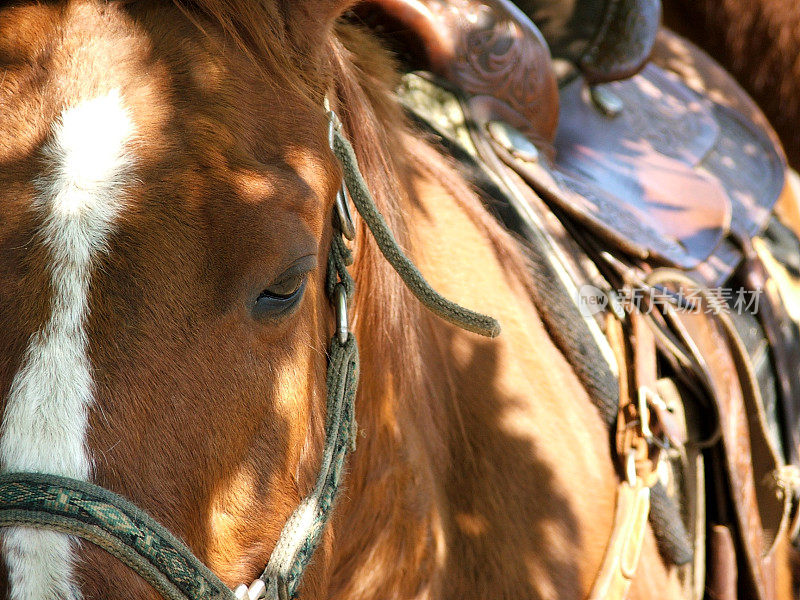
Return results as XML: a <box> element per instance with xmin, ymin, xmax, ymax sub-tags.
<box><xmin>327</xmin><ymin>110</ymin><xmax>356</xmax><ymax>241</ymax></box>
<box><xmin>625</xmin><ymin>450</ymin><xmax>637</xmax><ymax>487</ymax></box>
<box><xmin>335</xmin><ymin>184</ymin><xmax>356</xmax><ymax>241</ymax></box>
<box><xmin>327</xmin><ymin>110</ymin><xmax>339</xmax><ymax>147</ymax></box>
<box><xmin>335</xmin><ymin>283</ymin><xmax>349</xmax><ymax>345</ymax></box>
<box><xmin>637</xmin><ymin>387</ymin><xmax>671</xmax><ymax>450</ymax></box>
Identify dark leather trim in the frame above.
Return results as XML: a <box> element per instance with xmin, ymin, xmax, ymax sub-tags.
<box><xmin>512</xmin><ymin>0</ymin><xmax>662</xmax><ymax>83</ymax></box>
<box><xmin>741</xmin><ymin>243</ymin><xmax>800</xmax><ymax>467</ymax></box>
<box><xmin>708</xmin><ymin>525</ymin><xmax>738</xmax><ymax>600</ymax></box>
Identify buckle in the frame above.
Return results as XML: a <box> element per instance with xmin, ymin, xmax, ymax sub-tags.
<box><xmin>637</xmin><ymin>386</ymin><xmax>671</xmax><ymax>451</ymax></box>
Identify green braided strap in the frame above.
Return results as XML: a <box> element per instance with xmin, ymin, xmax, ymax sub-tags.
<box><xmin>0</xmin><ymin>472</ymin><xmax>235</xmax><ymax>600</ymax></box>
<box><xmin>259</xmin><ymin>333</ymin><xmax>359</xmax><ymax>598</ymax></box>
<box><xmin>331</xmin><ymin>128</ymin><xmax>501</xmax><ymax>338</ymax></box>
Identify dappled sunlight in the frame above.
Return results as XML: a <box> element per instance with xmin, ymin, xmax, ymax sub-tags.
<box><xmin>207</xmin><ymin>467</ymin><xmax>260</xmax><ymax>572</ymax></box>
<box><xmin>2</xmin><ymin>0</ymin><xmax>798</xmax><ymax>598</ymax></box>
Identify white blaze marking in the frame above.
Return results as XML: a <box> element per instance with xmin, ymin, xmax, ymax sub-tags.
<box><xmin>1</xmin><ymin>90</ymin><xmax>135</xmax><ymax>600</ymax></box>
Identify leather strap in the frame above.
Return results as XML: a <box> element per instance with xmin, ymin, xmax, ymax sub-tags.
<box><xmin>586</xmin><ymin>480</ymin><xmax>652</xmax><ymax>600</ymax></box>
<box><xmin>615</xmin><ymin>311</ymin><xmax>662</xmax><ymax>488</ymax></box>
<box><xmin>707</xmin><ymin>525</ymin><xmax>738</xmax><ymax>600</ymax></box>
<box><xmin>743</xmin><ymin>240</ymin><xmax>800</xmax><ymax>467</ymax></box>
<box><xmin>644</xmin><ymin>271</ymin><xmax>789</xmax><ymax>600</ymax></box>
<box><xmin>588</xmin><ymin>315</ymin><xmax>655</xmax><ymax>600</ymax></box>
<box><xmin>656</xmin><ymin>378</ymin><xmax>706</xmax><ymax>600</ymax></box>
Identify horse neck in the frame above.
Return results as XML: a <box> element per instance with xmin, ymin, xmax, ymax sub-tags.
<box><xmin>322</xmin><ymin>31</ymin><xmax>634</xmax><ymax>595</ymax></box>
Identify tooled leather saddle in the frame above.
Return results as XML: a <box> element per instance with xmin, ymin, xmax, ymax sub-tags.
<box><xmin>356</xmin><ymin>0</ymin><xmax>784</xmax><ymax>279</ymax></box>
<box><xmin>351</xmin><ymin>1</ymin><xmax>800</xmax><ymax>599</ymax></box>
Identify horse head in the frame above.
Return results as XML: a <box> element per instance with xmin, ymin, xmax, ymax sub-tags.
<box><xmin>0</xmin><ymin>1</ymin><xmax>363</xmax><ymax>597</ymax></box>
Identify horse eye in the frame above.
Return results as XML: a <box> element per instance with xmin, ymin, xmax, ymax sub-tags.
<box><xmin>260</xmin><ymin>275</ymin><xmax>305</xmax><ymax>301</ymax></box>
<box><xmin>252</xmin><ymin>258</ymin><xmax>315</xmax><ymax>320</ymax></box>
<box><xmin>254</xmin><ymin>275</ymin><xmax>306</xmax><ymax>317</ymax></box>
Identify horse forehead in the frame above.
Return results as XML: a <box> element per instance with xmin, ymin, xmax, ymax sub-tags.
<box><xmin>0</xmin><ymin>0</ymin><xmax>308</xmax><ymax>153</ymax></box>
<box><xmin>0</xmin><ymin>2</ymin><xmax>335</xmax><ymax>334</ymax></box>
<box><xmin>46</xmin><ymin>88</ymin><xmax>136</xmax><ymax>202</ymax></box>
<box><xmin>2</xmin><ymin>85</ymin><xmax>136</xmax><ymax>342</ymax></box>
<box><xmin>0</xmin><ymin>0</ymin><xmax>332</xmax><ymax>227</ymax></box>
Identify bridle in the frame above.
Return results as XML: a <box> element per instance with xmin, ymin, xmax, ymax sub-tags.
<box><xmin>0</xmin><ymin>108</ymin><xmax>499</xmax><ymax>600</ymax></box>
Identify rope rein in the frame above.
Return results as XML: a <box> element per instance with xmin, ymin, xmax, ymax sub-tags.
<box><xmin>330</xmin><ymin>123</ymin><xmax>501</xmax><ymax>338</ymax></box>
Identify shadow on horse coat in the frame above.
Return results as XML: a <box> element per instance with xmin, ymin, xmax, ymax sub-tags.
<box><xmin>0</xmin><ymin>1</ymin><xmax>794</xmax><ymax>598</ymax></box>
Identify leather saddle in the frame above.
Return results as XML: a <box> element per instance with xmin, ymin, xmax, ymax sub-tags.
<box><xmin>513</xmin><ymin>0</ymin><xmax>660</xmax><ymax>84</ymax></box>
<box><xmin>353</xmin><ymin>1</ymin><xmax>798</xmax><ymax>599</ymax></box>
<box><xmin>354</xmin><ymin>0</ymin><xmax>786</xmax><ymax>285</ymax></box>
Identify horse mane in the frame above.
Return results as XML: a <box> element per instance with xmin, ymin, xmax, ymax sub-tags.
<box><xmin>320</xmin><ymin>27</ymin><xmax>555</xmax><ymax>592</ymax></box>
<box><xmin>324</xmin><ymin>21</ymin><xmax>539</xmax><ymax>430</ymax></box>
<box><xmin>172</xmin><ymin>0</ymin><xmax>325</xmax><ymax>100</ymax></box>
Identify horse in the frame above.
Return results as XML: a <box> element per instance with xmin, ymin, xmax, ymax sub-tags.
<box><xmin>0</xmin><ymin>1</ymin><xmax>796</xmax><ymax>599</ymax></box>
<box><xmin>662</xmin><ymin>0</ymin><xmax>800</xmax><ymax>171</ymax></box>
